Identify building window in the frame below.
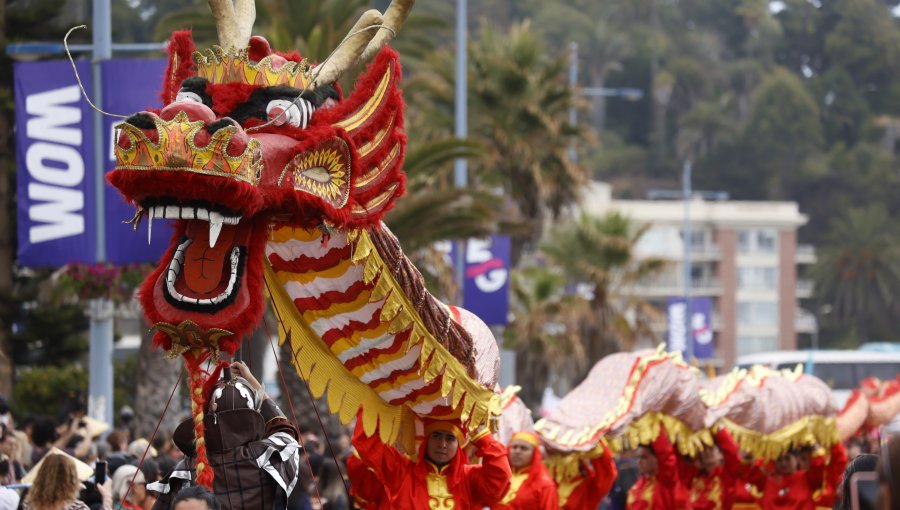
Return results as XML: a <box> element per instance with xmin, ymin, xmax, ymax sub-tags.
<box><xmin>737</xmin><ymin>335</ymin><xmax>779</xmax><ymax>356</ymax></box>
<box><xmin>738</xmin><ymin>229</ymin><xmax>779</xmax><ymax>254</ymax></box>
<box><xmin>757</xmin><ymin>230</ymin><xmax>777</xmax><ymax>253</ymax></box>
<box><xmin>737</xmin><ymin>300</ymin><xmax>778</xmax><ymax>325</ymax></box>
<box><xmin>737</xmin><ymin>266</ymin><xmax>778</xmax><ymax>290</ymax></box>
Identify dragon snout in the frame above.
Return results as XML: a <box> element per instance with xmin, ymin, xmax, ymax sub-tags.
<box><xmin>160</xmin><ymin>100</ymin><xmax>216</xmax><ymax>124</ymax></box>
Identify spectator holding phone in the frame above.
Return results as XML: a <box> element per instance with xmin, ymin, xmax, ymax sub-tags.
<box><xmin>0</xmin><ymin>424</ymin><xmax>25</xmax><ymax>484</ymax></box>
<box><xmin>22</xmin><ymin>453</ymin><xmax>112</xmax><ymax>510</ymax></box>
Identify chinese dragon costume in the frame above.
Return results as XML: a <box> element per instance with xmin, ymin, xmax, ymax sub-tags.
<box><xmin>106</xmin><ymin>0</ymin><xmax>501</xmax><ymax>492</ymax></box>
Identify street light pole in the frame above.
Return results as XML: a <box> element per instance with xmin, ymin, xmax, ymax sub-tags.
<box><xmin>88</xmin><ymin>0</ymin><xmax>114</xmax><ymax>429</ymax></box>
<box><xmin>682</xmin><ymin>160</ymin><xmax>694</xmax><ymax>362</ymax></box>
<box><xmin>568</xmin><ymin>42</ymin><xmax>578</xmax><ymax>163</ymax></box>
<box><xmin>453</xmin><ymin>0</ymin><xmax>468</xmax><ymax>305</ymax></box>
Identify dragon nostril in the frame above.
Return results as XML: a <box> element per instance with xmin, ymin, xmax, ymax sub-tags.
<box><xmin>126</xmin><ymin>113</ymin><xmax>156</xmax><ymax>129</ymax></box>
<box><xmin>207</xmin><ymin>119</ymin><xmax>235</xmax><ymax>135</ymax></box>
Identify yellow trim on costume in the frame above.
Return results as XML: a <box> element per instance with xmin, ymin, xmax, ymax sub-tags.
<box><xmin>722</xmin><ymin>415</ymin><xmax>838</xmax><ymax>462</ymax></box>
<box><xmin>336</xmin><ymin>70</ymin><xmax>392</xmax><ymax>132</ymax></box>
<box><xmin>500</xmin><ymin>472</ymin><xmax>529</xmax><ymax>505</ymax></box>
<box><xmin>267</xmin><ymin>227</ymin><xmax>500</xmax><ymax>453</ymax></box>
<box><xmin>266</xmin><ymin>261</ymin><xmax>415</xmax><ymax>449</ymax></box>
<box><xmin>511</xmin><ymin>432</ymin><xmax>540</xmax><ymax>447</ymax></box>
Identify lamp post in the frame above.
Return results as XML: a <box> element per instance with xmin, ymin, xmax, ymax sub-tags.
<box><xmin>453</xmin><ymin>0</ymin><xmax>468</xmax><ymax>305</ymax></box>
<box><xmin>682</xmin><ymin>160</ymin><xmax>693</xmax><ymax>362</ymax></box>
<box><xmin>566</xmin><ymin>42</ymin><xmax>643</xmax><ymax>163</ymax></box>
<box><xmin>88</xmin><ymin>0</ymin><xmax>114</xmax><ymax>430</ymax></box>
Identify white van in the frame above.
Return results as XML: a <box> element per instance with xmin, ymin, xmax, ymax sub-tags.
<box><xmin>735</xmin><ymin>350</ymin><xmax>900</xmax><ymax>408</ymax></box>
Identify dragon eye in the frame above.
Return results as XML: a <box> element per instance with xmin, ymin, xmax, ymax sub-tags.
<box><xmin>300</xmin><ymin>167</ymin><xmax>332</xmax><ymax>183</ymax></box>
<box><xmin>175</xmin><ymin>91</ymin><xmax>204</xmax><ymax>104</ymax></box>
<box><xmin>266</xmin><ymin>98</ymin><xmax>315</xmax><ymax>128</ymax></box>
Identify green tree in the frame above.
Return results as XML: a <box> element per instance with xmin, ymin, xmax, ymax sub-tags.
<box><xmin>739</xmin><ymin>67</ymin><xmax>824</xmax><ymax>199</ymax></box>
<box><xmin>503</xmin><ymin>266</ymin><xmax>588</xmax><ymax>408</ymax></box>
<box><xmin>812</xmin><ymin>205</ymin><xmax>900</xmax><ymax>343</ymax></box>
<box><xmin>824</xmin><ymin>0</ymin><xmax>900</xmax><ymax>114</ymax></box>
<box><xmin>540</xmin><ymin>212</ymin><xmax>664</xmax><ymax>372</ymax></box>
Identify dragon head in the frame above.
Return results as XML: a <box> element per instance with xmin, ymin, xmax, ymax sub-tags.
<box><xmin>107</xmin><ymin>4</ymin><xmax>410</xmax><ymax>356</ymax></box>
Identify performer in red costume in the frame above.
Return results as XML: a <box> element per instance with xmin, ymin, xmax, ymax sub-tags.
<box><xmin>555</xmin><ymin>443</ymin><xmax>617</xmax><ymax>510</ymax></box>
<box><xmin>732</xmin><ymin>480</ymin><xmax>763</xmax><ymax>510</ymax></box>
<box><xmin>346</xmin><ymin>451</ymin><xmax>389</xmax><ymax>510</ymax></box>
<box><xmin>492</xmin><ymin>432</ymin><xmax>558</xmax><ymax>510</ymax></box>
<box><xmin>743</xmin><ymin>442</ymin><xmax>845</xmax><ymax>510</ymax></box>
<box><xmin>627</xmin><ymin>427</ymin><xmax>690</xmax><ymax>509</ymax></box>
<box><xmin>351</xmin><ymin>416</ymin><xmax>511</xmax><ymax>509</ymax></box>
<box><xmin>801</xmin><ymin>443</ymin><xmax>848</xmax><ymax>510</ymax></box>
<box><xmin>677</xmin><ymin>427</ymin><xmax>744</xmax><ymax>510</ymax></box>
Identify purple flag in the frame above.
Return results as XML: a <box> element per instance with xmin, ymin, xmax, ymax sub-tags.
<box><xmin>15</xmin><ymin>60</ymin><xmax>97</xmax><ymax>267</ymax></box>
<box><xmin>15</xmin><ymin>59</ymin><xmax>170</xmax><ymax>267</ymax></box>
<box><xmin>667</xmin><ymin>296</ymin><xmax>714</xmax><ymax>359</ymax></box>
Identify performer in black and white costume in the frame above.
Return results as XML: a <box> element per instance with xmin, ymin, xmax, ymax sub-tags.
<box><xmin>150</xmin><ymin>362</ymin><xmax>301</xmax><ymax>510</ymax></box>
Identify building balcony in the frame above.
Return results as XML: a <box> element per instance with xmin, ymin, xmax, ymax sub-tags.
<box><xmin>796</xmin><ymin>279</ymin><xmax>815</xmax><ymax>299</ymax></box>
<box><xmin>688</xmin><ymin>245</ymin><xmax>721</xmax><ymax>261</ymax></box>
<box><xmin>796</xmin><ymin>244</ymin><xmax>817</xmax><ymax>265</ymax></box>
<box><xmin>631</xmin><ymin>277</ymin><xmax>722</xmax><ymax>298</ymax></box>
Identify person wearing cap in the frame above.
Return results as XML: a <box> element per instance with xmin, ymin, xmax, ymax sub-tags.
<box><xmin>491</xmin><ymin>431</ymin><xmax>557</xmax><ymax>510</ymax></box>
<box><xmin>112</xmin><ymin>465</ymin><xmax>149</xmax><ymax>510</ymax></box>
<box><xmin>351</xmin><ymin>414</ymin><xmax>511</xmax><ymax>509</ymax></box>
<box><xmin>555</xmin><ymin>439</ymin><xmax>617</xmax><ymax>510</ymax></box>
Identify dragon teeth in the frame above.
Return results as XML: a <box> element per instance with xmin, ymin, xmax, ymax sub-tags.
<box><xmin>148</xmin><ymin>212</ymin><xmax>153</xmax><ymax>245</ymax></box>
<box><xmin>209</xmin><ymin>211</ymin><xmax>224</xmax><ymax>248</ymax></box>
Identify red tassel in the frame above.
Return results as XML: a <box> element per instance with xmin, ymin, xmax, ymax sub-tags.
<box><xmin>184</xmin><ymin>352</ymin><xmax>223</xmax><ymax>489</ymax></box>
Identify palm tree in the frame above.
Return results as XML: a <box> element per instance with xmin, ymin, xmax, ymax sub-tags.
<box><xmin>385</xmin><ymin>137</ymin><xmax>506</xmax><ymax>300</ymax></box>
<box><xmin>540</xmin><ymin>212</ymin><xmax>665</xmax><ymax>372</ymax></box>
<box><xmin>503</xmin><ymin>266</ymin><xmax>589</xmax><ymax>408</ymax></box>
<box><xmin>406</xmin><ymin>21</ymin><xmax>587</xmax><ymax>263</ymax></box>
<box><xmin>812</xmin><ymin>205</ymin><xmax>900</xmax><ymax>343</ymax></box>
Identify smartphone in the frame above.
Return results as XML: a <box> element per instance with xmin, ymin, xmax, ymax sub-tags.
<box><xmin>95</xmin><ymin>461</ymin><xmax>107</xmax><ymax>485</ymax></box>
<box><xmin>850</xmin><ymin>470</ymin><xmax>880</xmax><ymax>510</ymax></box>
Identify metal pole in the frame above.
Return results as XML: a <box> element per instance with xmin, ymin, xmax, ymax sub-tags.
<box><xmin>567</xmin><ymin>42</ymin><xmax>578</xmax><ymax>163</ymax></box>
<box><xmin>682</xmin><ymin>160</ymin><xmax>693</xmax><ymax>362</ymax></box>
<box><xmin>808</xmin><ymin>313</ymin><xmax>818</xmax><ymax>375</ymax></box>
<box><xmin>453</xmin><ymin>0</ymin><xmax>467</xmax><ymax>305</ymax></box>
<box><xmin>88</xmin><ymin>0</ymin><xmax>114</xmax><ymax>429</ymax></box>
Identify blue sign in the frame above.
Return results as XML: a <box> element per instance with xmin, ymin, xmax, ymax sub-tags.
<box><xmin>15</xmin><ymin>59</ymin><xmax>169</xmax><ymax>267</ymax></box>
<box><xmin>666</xmin><ymin>296</ymin><xmax>714</xmax><ymax>359</ymax></box>
<box><xmin>463</xmin><ymin>236</ymin><xmax>510</xmax><ymax>325</ymax></box>
<box><xmin>443</xmin><ymin>236</ymin><xmax>511</xmax><ymax>326</ymax></box>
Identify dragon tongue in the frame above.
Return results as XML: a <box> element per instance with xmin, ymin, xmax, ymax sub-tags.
<box><xmin>182</xmin><ymin>219</ymin><xmax>237</xmax><ymax>295</ymax></box>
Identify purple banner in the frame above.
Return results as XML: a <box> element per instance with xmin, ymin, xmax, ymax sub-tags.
<box><xmin>461</xmin><ymin>236</ymin><xmax>511</xmax><ymax>326</ymax></box>
<box><xmin>101</xmin><ymin>59</ymin><xmax>170</xmax><ymax>264</ymax></box>
<box><xmin>15</xmin><ymin>59</ymin><xmax>169</xmax><ymax>267</ymax></box>
<box><xmin>15</xmin><ymin>60</ymin><xmax>97</xmax><ymax>267</ymax></box>
<box><xmin>666</xmin><ymin>296</ymin><xmax>714</xmax><ymax>359</ymax></box>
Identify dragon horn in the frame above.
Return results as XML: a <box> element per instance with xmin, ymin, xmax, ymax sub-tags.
<box><xmin>208</xmin><ymin>0</ymin><xmax>256</xmax><ymax>50</ymax></box>
<box><xmin>359</xmin><ymin>0</ymin><xmax>415</xmax><ymax>62</ymax></box>
<box><xmin>312</xmin><ymin>9</ymin><xmax>383</xmax><ymax>87</ymax></box>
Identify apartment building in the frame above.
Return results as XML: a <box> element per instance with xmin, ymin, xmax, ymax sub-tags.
<box><xmin>582</xmin><ymin>182</ymin><xmax>815</xmax><ymax>368</ymax></box>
